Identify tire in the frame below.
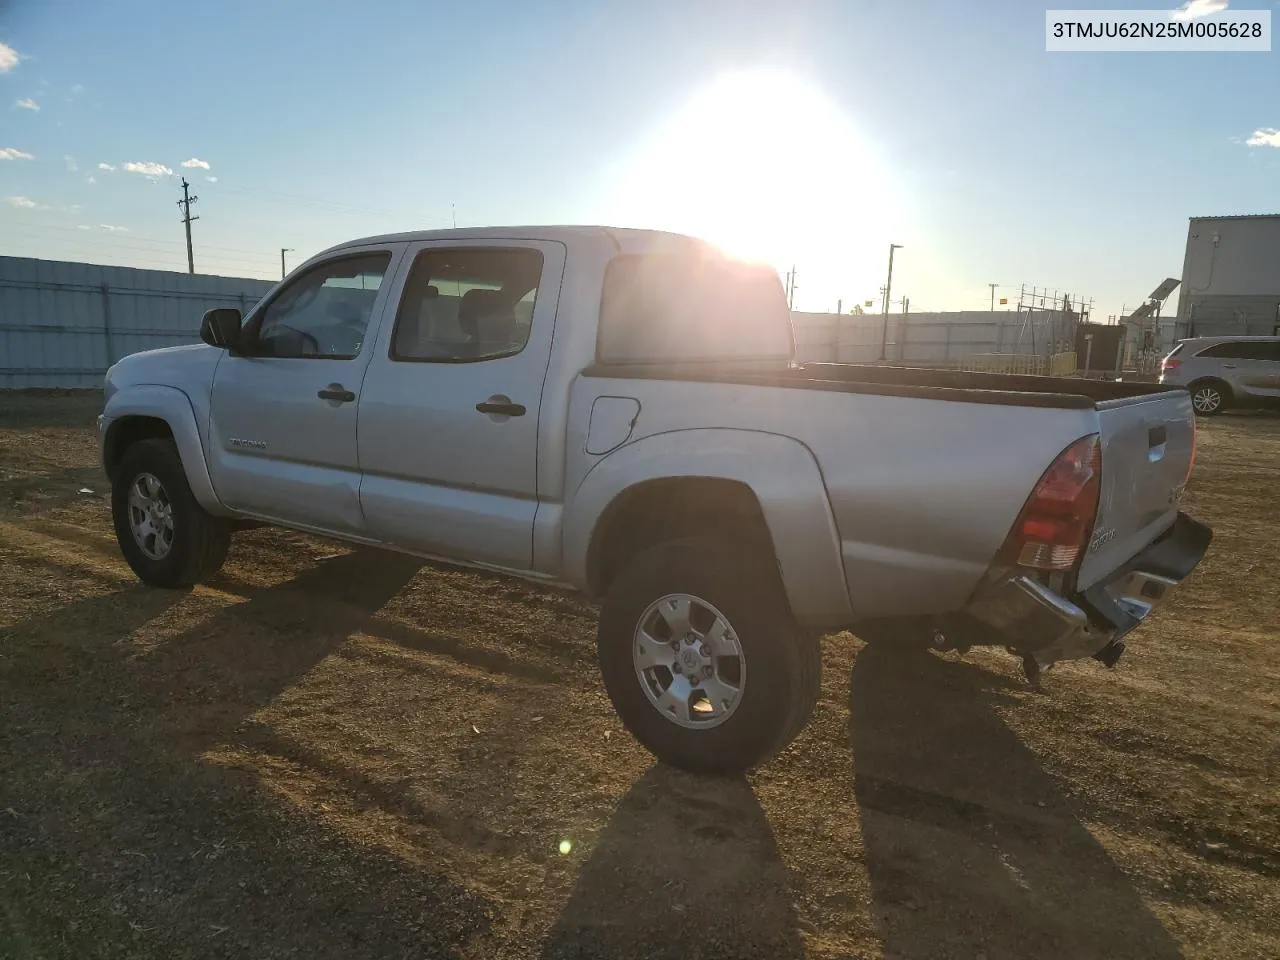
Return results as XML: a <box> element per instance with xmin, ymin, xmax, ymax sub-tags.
<box><xmin>1188</xmin><ymin>379</ymin><xmax>1229</xmax><ymax>416</ymax></box>
<box><xmin>597</xmin><ymin>537</ymin><xmax>821</xmax><ymax>774</ymax></box>
<box><xmin>111</xmin><ymin>438</ymin><xmax>231</xmax><ymax>588</ymax></box>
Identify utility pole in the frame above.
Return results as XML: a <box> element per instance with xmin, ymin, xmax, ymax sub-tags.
<box><xmin>785</xmin><ymin>265</ymin><xmax>797</xmax><ymax>310</ymax></box>
<box><xmin>177</xmin><ymin>178</ymin><xmax>199</xmax><ymax>274</ymax></box>
<box><xmin>280</xmin><ymin>248</ymin><xmax>294</xmax><ymax>280</ymax></box>
<box><xmin>878</xmin><ymin>243</ymin><xmax>902</xmax><ymax>362</ymax></box>
<box><xmin>989</xmin><ymin>282</ymin><xmax>998</xmax><ymax>313</ymax></box>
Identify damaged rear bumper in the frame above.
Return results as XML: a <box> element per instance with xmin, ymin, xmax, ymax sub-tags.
<box><xmin>958</xmin><ymin>512</ymin><xmax>1212</xmax><ymax>669</ymax></box>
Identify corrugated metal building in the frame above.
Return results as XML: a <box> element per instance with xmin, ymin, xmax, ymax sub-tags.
<box><xmin>1177</xmin><ymin>214</ymin><xmax>1280</xmax><ymax>338</ymax></box>
<box><xmin>0</xmin><ymin>257</ymin><xmax>274</xmax><ymax>389</ymax></box>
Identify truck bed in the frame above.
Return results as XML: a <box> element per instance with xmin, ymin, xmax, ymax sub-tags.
<box><xmin>583</xmin><ymin>361</ymin><xmax>1179</xmax><ymax>410</ymax></box>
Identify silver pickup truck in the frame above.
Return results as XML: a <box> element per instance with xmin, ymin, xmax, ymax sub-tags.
<box><xmin>98</xmin><ymin>226</ymin><xmax>1211</xmax><ymax>773</ymax></box>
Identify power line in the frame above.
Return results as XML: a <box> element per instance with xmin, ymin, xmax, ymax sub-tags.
<box><xmin>177</xmin><ymin>178</ymin><xmax>199</xmax><ymax>274</ymax></box>
<box><xmin>0</xmin><ymin>233</ymin><xmax>280</xmax><ymax>277</ymax></box>
<box><xmin>1</xmin><ymin>221</ymin><xmax>282</xmax><ymax>259</ymax></box>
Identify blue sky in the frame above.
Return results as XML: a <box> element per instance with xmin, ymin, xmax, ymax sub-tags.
<box><xmin>1</xmin><ymin>0</ymin><xmax>1277</xmax><ymax>318</ymax></box>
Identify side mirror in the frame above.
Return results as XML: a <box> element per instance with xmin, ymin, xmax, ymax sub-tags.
<box><xmin>200</xmin><ymin>308</ymin><xmax>242</xmax><ymax>349</ymax></box>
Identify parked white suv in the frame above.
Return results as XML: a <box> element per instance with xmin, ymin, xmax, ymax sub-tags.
<box><xmin>1160</xmin><ymin>335</ymin><xmax>1280</xmax><ymax>415</ymax></box>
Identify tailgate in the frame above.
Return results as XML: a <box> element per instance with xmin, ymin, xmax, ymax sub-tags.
<box><xmin>1077</xmin><ymin>389</ymin><xmax>1195</xmax><ymax>590</ymax></box>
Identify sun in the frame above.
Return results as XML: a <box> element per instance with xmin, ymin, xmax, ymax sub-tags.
<box><xmin>606</xmin><ymin>69</ymin><xmax>907</xmax><ymax>303</ymax></box>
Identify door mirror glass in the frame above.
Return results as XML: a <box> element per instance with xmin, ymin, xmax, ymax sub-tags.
<box><xmin>200</xmin><ymin>308</ymin><xmax>242</xmax><ymax>349</ymax></box>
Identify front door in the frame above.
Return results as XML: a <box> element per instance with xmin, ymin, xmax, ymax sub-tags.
<box><xmin>356</xmin><ymin>239</ymin><xmax>565</xmax><ymax>570</ymax></box>
<box><xmin>207</xmin><ymin>246</ymin><xmax>401</xmax><ymax>535</ymax></box>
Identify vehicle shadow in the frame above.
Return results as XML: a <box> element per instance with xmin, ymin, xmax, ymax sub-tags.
<box><xmin>849</xmin><ymin>643</ymin><xmax>1182</xmax><ymax>960</ymax></box>
<box><xmin>0</xmin><ymin>550</ymin><xmax>494</xmax><ymax>959</ymax></box>
<box><xmin>539</xmin><ymin>765</ymin><xmax>804</xmax><ymax>960</ymax></box>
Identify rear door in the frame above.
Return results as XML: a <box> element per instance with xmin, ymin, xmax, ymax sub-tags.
<box><xmin>1192</xmin><ymin>339</ymin><xmax>1275</xmax><ymax>401</ymax></box>
<box><xmin>1077</xmin><ymin>390</ymin><xmax>1196</xmax><ymax>590</ymax></box>
<box><xmin>356</xmin><ymin>239</ymin><xmax>566</xmax><ymax>571</ymax></box>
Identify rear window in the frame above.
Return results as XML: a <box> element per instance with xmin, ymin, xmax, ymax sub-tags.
<box><xmin>597</xmin><ymin>253</ymin><xmax>793</xmax><ymax>365</ymax></box>
<box><xmin>1195</xmin><ymin>340</ymin><xmax>1280</xmax><ymax>361</ymax></box>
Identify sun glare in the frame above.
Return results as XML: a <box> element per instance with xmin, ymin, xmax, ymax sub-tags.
<box><xmin>608</xmin><ymin>69</ymin><xmax>908</xmax><ymax>304</ymax></box>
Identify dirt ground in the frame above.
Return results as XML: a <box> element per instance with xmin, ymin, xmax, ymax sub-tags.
<box><xmin>0</xmin><ymin>391</ymin><xmax>1276</xmax><ymax>960</ymax></box>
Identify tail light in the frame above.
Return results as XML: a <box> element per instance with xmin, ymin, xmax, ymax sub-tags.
<box><xmin>1002</xmin><ymin>435</ymin><xmax>1102</xmax><ymax>571</ymax></box>
<box><xmin>1162</xmin><ymin>357</ymin><xmax>1181</xmax><ymax>372</ymax></box>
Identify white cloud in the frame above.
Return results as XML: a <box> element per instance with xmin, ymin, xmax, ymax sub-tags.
<box><xmin>0</xmin><ymin>147</ymin><xmax>34</xmax><ymax>160</ymax></box>
<box><xmin>64</xmin><ymin>155</ymin><xmax>77</xmax><ymax>172</ymax></box>
<box><xmin>122</xmin><ymin>160</ymin><xmax>173</xmax><ymax>177</ymax></box>
<box><xmin>1173</xmin><ymin>0</ymin><xmax>1229</xmax><ymax>19</ymax></box>
<box><xmin>70</xmin><ymin>83</ymin><xmax>84</xmax><ymax>96</ymax></box>
<box><xmin>15</xmin><ymin>98</ymin><xmax>39</xmax><ymax>111</ymax></box>
<box><xmin>206</xmin><ymin>175</ymin><xmax>218</xmax><ymax>182</ymax></box>
<box><xmin>85</xmin><ymin>175</ymin><xmax>97</xmax><ymax>184</ymax></box>
<box><xmin>1246</xmin><ymin>128</ymin><xmax>1280</xmax><ymax>147</ymax></box>
<box><xmin>5</xmin><ymin>196</ymin><xmax>38</xmax><ymax>208</ymax></box>
<box><xmin>181</xmin><ymin>157</ymin><xmax>210</xmax><ymax>169</ymax></box>
<box><xmin>77</xmin><ymin>224</ymin><xmax>92</xmax><ymax>230</ymax></box>
<box><xmin>100</xmin><ymin>224</ymin><xmax>128</xmax><ymax>233</ymax></box>
<box><xmin>0</xmin><ymin>42</ymin><xmax>19</xmax><ymax>73</ymax></box>
<box><xmin>65</xmin><ymin>203</ymin><xmax>81</xmax><ymax>212</ymax></box>
<box><xmin>98</xmin><ymin>161</ymin><xmax>116</xmax><ymax>171</ymax></box>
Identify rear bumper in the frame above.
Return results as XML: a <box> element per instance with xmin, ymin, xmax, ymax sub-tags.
<box><xmin>959</xmin><ymin>512</ymin><xmax>1212</xmax><ymax>669</ymax></box>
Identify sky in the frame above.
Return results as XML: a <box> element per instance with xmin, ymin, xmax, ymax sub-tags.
<box><xmin>1</xmin><ymin>0</ymin><xmax>1278</xmax><ymax>319</ymax></box>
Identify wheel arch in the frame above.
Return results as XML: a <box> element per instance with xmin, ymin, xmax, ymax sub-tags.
<box><xmin>102</xmin><ymin>385</ymin><xmax>228</xmax><ymax>515</ymax></box>
<box><xmin>565</xmin><ymin>429</ymin><xmax>854</xmax><ymax>626</ymax></box>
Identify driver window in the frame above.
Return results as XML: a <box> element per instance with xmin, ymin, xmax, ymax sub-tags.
<box><xmin>252</xmin><ymin>252</ymin><xmax>391</xmax><ymax>359</ymax></box>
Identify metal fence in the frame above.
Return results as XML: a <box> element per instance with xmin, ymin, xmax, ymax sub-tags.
<box><xmin>791</xmin><ymin>309</ymin><xmax>1078</xmax><ymax>367</ymax></box>
<box><xmin>0</xmin><ymin>256</ymin><xmax>275</xmax><ymax>388</ymax></box>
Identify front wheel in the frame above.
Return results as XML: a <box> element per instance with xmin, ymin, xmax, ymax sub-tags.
<box><xmin>111</xmin><ymin>438</ymin><xmax>231</xmax><ymax>588</ymax></box>
<box><xmin>597</xmin><ymin>537</ymin><xmax>821</xmax><ymax>774</ymax></box>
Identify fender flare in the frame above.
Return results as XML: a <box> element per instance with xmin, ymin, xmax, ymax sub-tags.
<box><xmin>564</xmin><ymin>428</ymin><xmax>854</xmax><ymax>626</ymax></box>
<box><xmin>102</xmin><ymin>385</ymin><xmax>229</xmax><ymax>516</ymax></box>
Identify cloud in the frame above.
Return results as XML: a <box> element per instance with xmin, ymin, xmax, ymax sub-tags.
<box><xmin>0</xmin><ymin>42</ymin><xmax>19</xmax><ymax>73</ymax></box>
<box><xmin>85</xmin><ymin>175</ymin><xmax>97</xmax><ymax>184</ymax></box>
<box><xmin>77</xmin><ymin>224</ymin><xmax>92</xmax><ymax>230</ymax></box>
<box><xmin>99</xmin><ymin>224</ymin><xmax>128</xmax><ymax>232</ymax></box>
<box><xmin>1246</xmin><ymin>128</ymin><xmax>1280</xmax><ymax>147</ymax></box>
<box><xmin>70</xmin><ymin>83</ymin><xmax>84</xmax><ymax>95</ymax></box>
<box><xmin>206</xmin><ymin>175</ymin><xmax>218</xmax><ymax>182</ymax></box>
<box><xmin>181</xmin><ymin>157</ymin><xmax>210</xmax><ymax>169</ymax></box>
<box><xmin>14</xmin><ymin>98</ymin><xmax>39</xmax><ymax>111</ymax></box>
<box><xmin>122</xmin><ymin>160</ymin><xmax>173</xmax><ymax>177</ymax></box>
<box><xmin>5</xmin><ymin>196</ymin><xmax>39</xmax><ymax>208</ymax></box>
<box><xmin>0</xmin><ymin>147</ymin><xmax>34</xmax><ymax>160</ymax></box>
<box><xmin>97</xmin><ymin>161</ymin><xmax>116</xmax><ymax>171</ymax></box>
<box><xmin>64</xmin><ymin>155</ymin><xmax>77</xmax><ymax>172</ymax></box>
<box><xmin>1173</xmin><ymin>0</ymin><xmax>1229</xmax><ymax>19</ymax></box>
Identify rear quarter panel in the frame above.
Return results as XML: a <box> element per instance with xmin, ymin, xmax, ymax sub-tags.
<box><xmin>566</xmin><ymin>373</ymin><xmax>1099</xmax><ymax>620</ymax></box>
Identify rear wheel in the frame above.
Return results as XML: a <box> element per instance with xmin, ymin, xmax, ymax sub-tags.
<box><xmin>111</xmin><ymin>438</ymin><xmax>231</xmax><ymax>588</ymax></box>
<box><xmin>1189</xmin><ymin>379</ymin><xmax>1229</xmax><ymax>416</ymax></box>
<box><xmin>597</xmin><ymin>537</ymin><xmax>821</xmax><ymax>774</ymax></box>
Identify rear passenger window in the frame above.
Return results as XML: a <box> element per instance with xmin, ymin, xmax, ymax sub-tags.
<box><xmin>1196</xmin><ymin>341</ymin><xmax>1279</xmax><ymax>361</ymax></box>
<box><xmin>390</xmin><ymin>248</ymin><xmax>543</xmax><ymax>362</ymax></box>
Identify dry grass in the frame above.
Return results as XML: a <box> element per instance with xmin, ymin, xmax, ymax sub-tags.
<box><xmin>1</xmin><ymin>391</ymin><xmax>1277</xmax><ymax>959</ymax></box>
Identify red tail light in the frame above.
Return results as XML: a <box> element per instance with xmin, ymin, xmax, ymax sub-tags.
<box><xmin>1162</xmin><ymin>358</ymin><xmax>1181</xmax><ymax>371</ymax></box>
<box><xmin>1002</xmin><ymin>435</ymin><xmax>1102</xmax><ymax>571</ymax></box>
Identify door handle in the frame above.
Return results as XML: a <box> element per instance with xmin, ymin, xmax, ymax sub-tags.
<box><xmin>317</xmin><ymin>384</ymin><xmax>356</xmax><ymax>403</ymax></box>
<box><xmin>1222</xmin><ymin>364</ymin><xmax>1237</xmax><ymax>369</ymax></box>
<box><xmin>476</xmin><ymin>398</ymin><xmax>526</xmax><ymax>417</ymax></box>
